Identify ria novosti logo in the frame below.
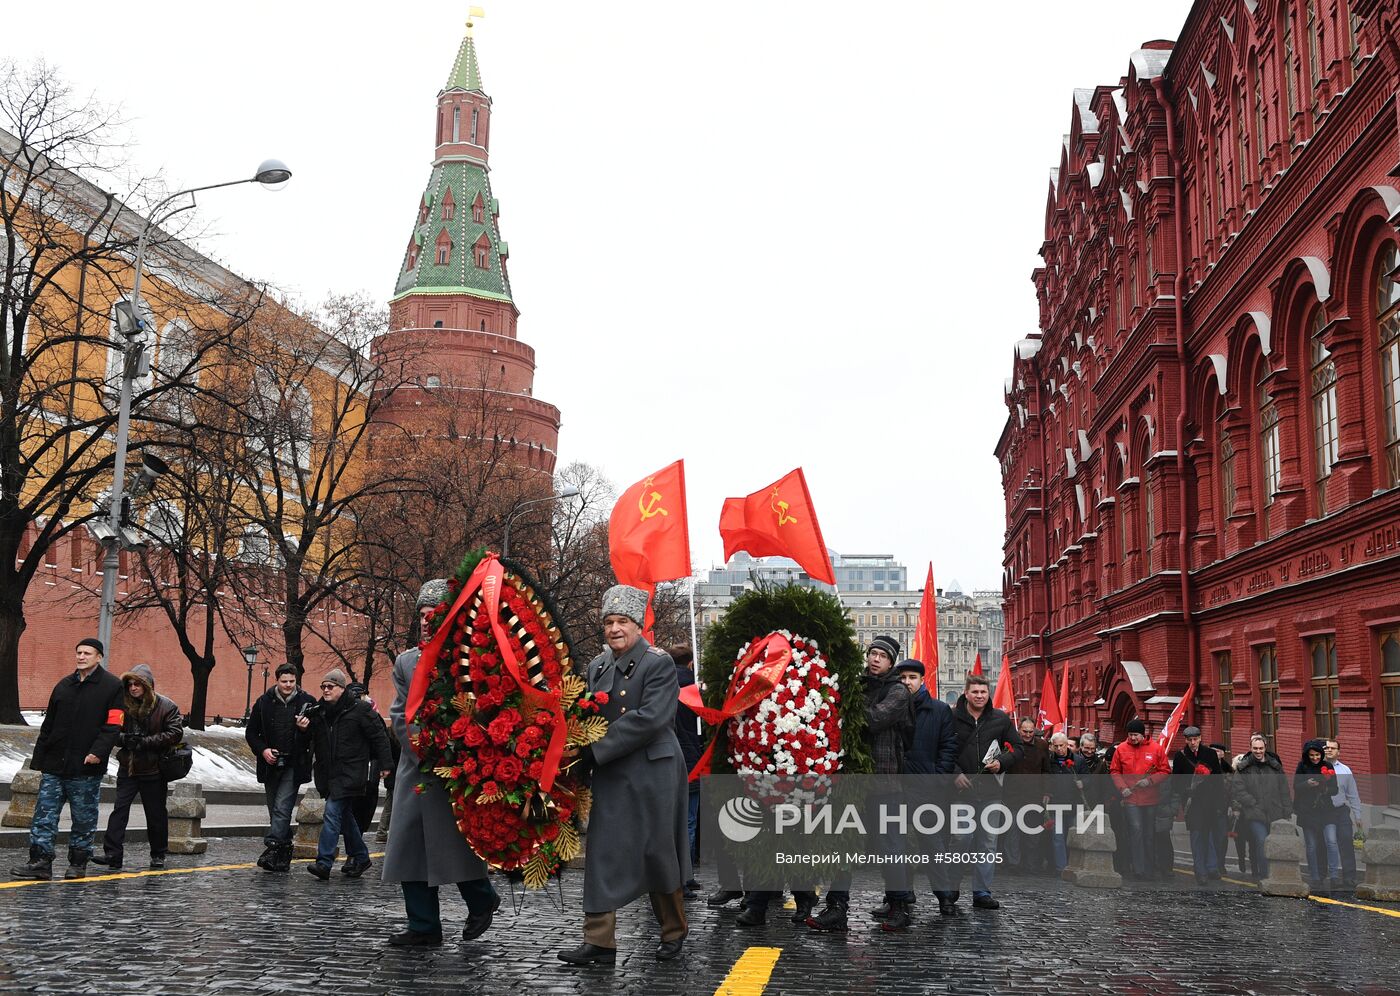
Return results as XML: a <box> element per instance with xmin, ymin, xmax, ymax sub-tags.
<box><xmin>717</xmin><ymin>797</ymin><xmax>765</xmax><ymax>842</ymax></box>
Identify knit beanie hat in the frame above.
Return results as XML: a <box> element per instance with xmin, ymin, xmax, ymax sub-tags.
<box><xmin>869</xmin><ymin>636</ymin><xmax>900</xmax><ymax>663</ymax></box>
<box><xmin>1125</xmin><ymin>718</ymin><xmax>1146</xmax><ymax>735</ymax></box>
<box><xmin>321</xmin><ymin>668</ymin><xmax>348</xmax><ymax>689</ymax></box>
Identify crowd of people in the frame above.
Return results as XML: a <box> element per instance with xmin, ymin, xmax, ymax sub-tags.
<box><xmin>5</xmin><ymin>590</ymin><xmax>1368</xmax><ymax>960</ymax></box>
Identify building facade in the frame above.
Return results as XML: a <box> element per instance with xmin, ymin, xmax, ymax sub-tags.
<box><xmin>371</xmin><ymin>23</ymin><xmax>560</xmax><ymax>472</ymax></box>
<box><xmin>996</xmin><ymin>0</ymin><xmax>1400</xmax><ymax>779</ymax></box>
<box><xmin>696</xmin><ymin>556</ymin><xmax>1003</xmax><ymax>704</ymax></box>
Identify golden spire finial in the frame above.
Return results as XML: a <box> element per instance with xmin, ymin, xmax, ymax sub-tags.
<box><xmin>466</xmin><ymin>5</ymin><xmax>485</xmax><ymax>36</ymax></box>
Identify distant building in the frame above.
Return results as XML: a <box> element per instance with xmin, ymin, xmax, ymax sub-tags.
<box><xmin>696</xmin><ymin>555</ymin><xmax>1003</xmax><ymax>704</ymax></box>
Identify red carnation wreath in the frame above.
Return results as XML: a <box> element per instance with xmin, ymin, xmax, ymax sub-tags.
<box><xmin>406</xmin><ymin>552</ymin><xmax>607</xmax><ymax>887</ymax></box>
<box><xmin>684</xmin><ymin>630</ymin><xmax>842</xmax><ymax>804</ymax></box>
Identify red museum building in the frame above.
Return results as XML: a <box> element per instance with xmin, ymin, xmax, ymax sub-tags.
<box><xmin>996</xmin><ymin>0</ymin><xmax>1400</xmax><ymax>781</ymax></box>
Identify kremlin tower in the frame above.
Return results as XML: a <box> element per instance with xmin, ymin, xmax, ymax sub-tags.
<box><xmin>374</xmin><ymin>16</ymin><xmax>560</xmax><ymax>474</ymax></box>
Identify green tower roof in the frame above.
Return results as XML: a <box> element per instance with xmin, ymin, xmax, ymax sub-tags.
<box><xmin>445</xmin><ymin>33</ymin><xmax>483</xmax><ymax>93</ymax></box>
<box><xmin>393</xmin><ymin>160</ymin><xmax>513</xmax><ymax>305</ymax></box>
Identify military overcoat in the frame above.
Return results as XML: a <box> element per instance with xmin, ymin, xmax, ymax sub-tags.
<box><xmin>380</xmin><ymin>647</ymin><xmax>491</xmax><ymax>887</ymax></box>
<box><xmin>581</xmin><ymin>637</ymin><xmax>691</xmax><ymax>912</ymax></box>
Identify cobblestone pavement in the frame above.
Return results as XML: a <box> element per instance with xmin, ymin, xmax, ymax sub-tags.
<box><xmin>1</xmin><ymin>839</ymin><xmax>1398</xmax><ymax>994</ymax></box>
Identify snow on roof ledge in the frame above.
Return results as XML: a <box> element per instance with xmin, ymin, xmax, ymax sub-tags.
<box><xmin>1120</xmin><ymin>660</ymin><xmax>1155</xmax><ymax>692</ymax></box>
<box><xmin>1015</xmin><ymin>339</ymin><xmax>1042</xmax><ymax>360</ymax></box>
<box><xmin>1130</xmin><ymin>47</ymin><xmax>1172</xmax><ymax>80</ymax></box>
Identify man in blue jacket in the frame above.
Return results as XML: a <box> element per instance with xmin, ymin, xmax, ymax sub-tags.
<box><xmin>893</xmin><ymin>659</ymin><xmax>960</xmax><ymax>923</ymax></box>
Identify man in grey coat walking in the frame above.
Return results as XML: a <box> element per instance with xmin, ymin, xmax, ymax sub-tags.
<box><xmin>381</xmin><ymin>579</ymin><xmax>500</xmax><ymax>947</ymax></box>
<box><xmin>558</xmin><ymin>584</ymin><xmax>691</xmax><ymax>966</ymax></box>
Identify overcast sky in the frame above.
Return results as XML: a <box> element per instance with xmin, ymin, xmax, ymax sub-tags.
<box><xmin>6</xmin><ymin>1</ymin><xmax>1194</xmax><ymax>592</ymax></box>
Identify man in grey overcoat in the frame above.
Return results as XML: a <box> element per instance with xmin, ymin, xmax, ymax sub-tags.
<box><xmin>381</xmin><ymin>579</ymin><xmax>500</xmax><ymax>947</ymax></box>
<box><xmin>557</xmin><ymin>584</ymin><xmax>691</xmax><ymax>966</ymax></box>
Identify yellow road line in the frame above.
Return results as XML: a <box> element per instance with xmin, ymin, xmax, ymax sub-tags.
<box><xmin>0</xmin><ymin>852</ymin><xmax>385</xmax><ymax>890</ymax></box>
<box><xmin>1307</xmin><ymin>895</ymin><xmax>1400</xmax><ymax>919</ymax></box>
<box><xmin>714</xmin><ymin>946</ymin><xmax>781</xmax><ymax>996</ymax></box>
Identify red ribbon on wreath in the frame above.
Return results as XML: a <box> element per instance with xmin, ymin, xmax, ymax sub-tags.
<box><xmin>406</xmin><ymin>553</ymin><xmax>569</xmax><ymax>794</ymax></box>
<box><xmin>678</xmin><ymin>632</ymin><xmax>792</xmax><ymax>781</ymax></box>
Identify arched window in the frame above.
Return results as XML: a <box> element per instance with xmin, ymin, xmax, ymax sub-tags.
<box><xmin>452</xmin><ymin>106</ymin><xmax>461</xmax><ymax>144</ymax></box>
<box><xmin>471</xmin><ymin>108</ymin><xmax>480</xmax><ymax>144</ymax></box>
<box><xmin>1219</xmin><ymin>425</ymin><xmax>1238</xmax><ymax>521</ymax></box>
<box><xmin>1309</xmin><ymin>307</ymin><xmax>1338</xmax><ymax>514</ymax></box>
<box><xmin>1305</xmin><ymin>0</ymin><xmax>1323</xmax><ymax>93</ymax></box>
<box><xmin>1377</xmin><ymin>242</ymin><xmax>1400</xmax><ymax>487</ymax></box>
<box><xmin>1258</xmin><ymin>374</ymin><xmax>1282</xmax><ymax>537</ymax></box>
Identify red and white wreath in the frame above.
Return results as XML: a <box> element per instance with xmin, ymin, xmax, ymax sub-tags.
<box><xmin>725</xmin><ymin>630</ymin><xmax>842</xmax><ymax>801</ymax></box>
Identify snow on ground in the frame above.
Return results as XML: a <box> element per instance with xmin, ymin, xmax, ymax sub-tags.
<box><xmin>0</xmin><ymin>722</ymin><xmax>259</xmax><ymax>791</ymax></box>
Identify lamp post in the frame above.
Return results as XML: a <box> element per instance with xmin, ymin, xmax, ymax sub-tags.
<box><xmin>242</xmin><ymin>644</ymin><xmax>259</xmax><ymax>723</ymax></box>
<box><xmin>501</xmin><ymin>486</ymin><xmax>581</xmax><ymax>559</ymax></box>
<box><xmin>98</xmin><ymin>160</ymin><xmax>293</xmax><ymax>664</ymax></box>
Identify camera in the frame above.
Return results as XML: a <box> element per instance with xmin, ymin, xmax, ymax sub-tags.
<box><xmin>270</xmin><ymin>749</ymin><xmax>287</xmax><ymax>770</ymax></box>
<box><xmin>297</xmin><ymin>702</ymin><xmax>320</xmax><ymax>721</ymax></box>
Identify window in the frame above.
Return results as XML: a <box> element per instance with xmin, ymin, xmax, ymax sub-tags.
<box><xmin>1234</xmin><ymin>82</ymin><xmax>1250</xmax><ymax>188</ymax></box>
<box><xmin>442</xmin><ymin>198</ymin><xmax>455</xmax><ymax>221</ymax></box>
<box><xmin>1142</xmin><ymin>466</ymin><xmax>1154</xmax><ymax>575</ymax></box>
<box><xmin>1215</xmin><ymin>651</ymin><xmax>1233</xmax><ymax>741</ymax></box>
<box><xmin>452</xmin><ymin>106</ymin><xmax>460</xmax><ymax>143</ymax></box>
<box><xmin>1305</xmin><ymin>0</ymin><xmax>1323</xmax><ymax>92</ymax></box>
<box><xmin>1284</xmin><ymin>11</ymin><xmax>1299</xmax><ymax>125</ymax></box>
<box><xmin>407</xmin><ymin>243</ymin><xmax>419</xmax><ymax>269</ymax></box>
<box><xmin>1349</xmin><ymin>11</ymin><xmax>1364</xmax><ymax>70</ymax></box>
<box><xmin>474</xmin><ymin>244</ymin><xmax>489</xmax><ymax>269</ymax></box>
<box><xmin>471</xmin><ymin>108</ymin><xmax>479</xmax><ymax>144</ymax></box>
<box><xmin>1258</xmin><ymin>376</ymin><xmax>1282</xmax><ymax>533</ymax></box>
<box><xmin>437</xmin><ymin>245</ymin><xmax>450</xmax><ymax>266</ymax></box>
<box><xmin>1219</xmin><ymin>426</ymin><xmax>1238</xmax><ymax>520</ymax></box>
<box><xmin>1377</xmin><ymin>242</ymin><xmax>1400</xmax><ymax>486</ymax></box>
<box><xmin>1309</xmin><ymin>308</ymin><xmax>1338</xmax><ymax>515</ymax></box>
<box><xmin>1309</xmin><ymin>634</ymin><xmax>1339</xmax><ymax>740</ymax></box>
<box><xmin>1381</xmin><ymin>626</ymin><xmax>1400</xmax><ymax>775</ymax></box>
<box><xmin>1252</xmin><ymin>54</ymin><xmax>1267</xmax><ymax>166</ymax></box>
<box><xmin>472</xmin><ymin>198</ymin><xmax>485</xmax><ymax>224</ymax></box>
<box><xmin>1257</xmin><ymin>644</ymin><xmax>1279</xmax><ymax>750</ymax></box>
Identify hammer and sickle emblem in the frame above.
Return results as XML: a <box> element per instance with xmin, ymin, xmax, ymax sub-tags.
<box><xmin>771</xmin><ymin>487</ymin><xmax>797</xmax><ymax>526</ymax></box>
<box><xmin>639</xmin><ymin>477</ymin><xmax>668</xmax><ymax>521</ymax></box>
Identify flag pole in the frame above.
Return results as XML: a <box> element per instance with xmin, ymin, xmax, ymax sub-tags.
<box><xmin>688</xmin><ymin>571</ymin><xmax>700</xmax><ymax>668</ymax></box>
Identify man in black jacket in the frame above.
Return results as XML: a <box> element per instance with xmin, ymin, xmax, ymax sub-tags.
<box><xmin>1172</xmin><ymin>725</ymin><xmax>1226</xmax><ymax>884</ymax></box>
<box><xmin>10</xmin><ymin>638</ymin><xmax>124</xmax><ymax>881</ymax></box>
<box><xmin>670</xmin><ymin>646</ymin><xmax>703</xmax><ymax>898</ymax></box>
<box><xmin>894</xmin><ymin>660</ymin><xmax>959</xmax><ymax>921</ymax></box>
<box><xmin>297</xmin><ymin>668</ymin><xmax>392</xmax><ymax>880</ymax></box>
<box><xmin>948</xmin><ymin>672</ymin><xmax>1024</xmax><ymax>911</ymax></box>
<box><xmin>245</xmin><ymin>663</ymin><xmax>316</xmax><ymax>872</ymax></box>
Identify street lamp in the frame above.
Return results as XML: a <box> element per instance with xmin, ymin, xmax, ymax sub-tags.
<box><xmin>97</xmin><ymin>160</ymin><xmax>293</xmax><ymax>663</ymax></box>
<box><xmin>242</xmin><ymin>645</ymin><xmax>259</xmax><ymax>723</ymax></box>
<box><xmin>501</xmin><ymin>486</ymin><xmax>581</xmax><ymax>559</ymax></box>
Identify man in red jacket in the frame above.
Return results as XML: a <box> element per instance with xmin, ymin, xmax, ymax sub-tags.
<box><xmin>1109</xmin><ymin>718</ymin><xmax>1169</xmax><ymax>880</ymax></box>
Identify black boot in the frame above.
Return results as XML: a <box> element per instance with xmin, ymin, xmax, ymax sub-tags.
<box><xmin>805</xmin><ymin>899</ymin><xmax>848</xmax><ymax>932</ymax></box>
<box><xmin>791</xmin><ymin>891</ymin><xmax>818</xmax><ymax>924</ymax></box>
<box><xmin>10</xmin><ymin>845</ymin><xmax>53</xmax><ymax>880</ymax></box>
<box><xmin>256</xmin><ymin>843</ymin><xmax>277</xmax><ymax>871</ymax></box>
<box><xmin>880</xmin><ymin>900</ymin><xmax>912</xmax><ymax>932</ymax></box>
<box><xmin>706</xmin><ymin>888</ymin><xmax>744</xmax><ymax>908</ymax></box>
<box><xmin>271</xmin><ymin>843</ymin><xmax>293</xmax><ymax>872</ymax></box>
<box><xmin>64</xmin><ymin>846</ymin><xmax>90</xmax><ymax>880</ymax></box>
<box><xmin>869</xmin><ymin>901</ymin><xmax>894</xmax><ymax>921</ymax></box>
<box><xmin>736</xmin><ymin>903</ymin><xmax>767</xmax><ymax>927</ymax></box>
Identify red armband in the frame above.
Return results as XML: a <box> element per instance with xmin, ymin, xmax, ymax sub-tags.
<box><xmin>106</xmin><ymin>709</ymin><xmax>125</xmax><ymax>726</ymax></box>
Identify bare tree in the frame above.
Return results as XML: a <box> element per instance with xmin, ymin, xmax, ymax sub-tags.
<box><xmin>0</xmin><ymin>61</ymin><xmax>258</xmax><ymax>722</ymax></box>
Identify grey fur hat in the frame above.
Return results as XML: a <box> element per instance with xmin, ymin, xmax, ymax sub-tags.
<box><xmin>416</xmin><ymin>578</ymin><xmax>450</xmax><ymax>609</ymax></box>
<box><xmin>600</xmin><ymin>584</ymin><xmax>648</xmax><ymax>626</ymax></box>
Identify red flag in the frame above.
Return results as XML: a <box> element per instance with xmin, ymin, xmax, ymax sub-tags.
<box><xmin>972</xmin><ymin>651</ymin><xmax>983</xmax><ymax>675</ymax></box>
<box><xmin>909</xmin><ymin>564</ymin><xmax>939</xmax><ymax>697</ymax></box>
<box><xmin>609</xmin><ymin>460</ymin><xmax>692</xmax><ymax>637</ymax></box>
<box><xmin>992</xmin><ymin>653</ymin><xmax>1015</xmax><ymax>717</ymax></box>
<box><xmin>718</xmin><ymin>468</ymin><xmax>834</xmax><ymax>585</ymax></box>
<box><xmin>1156</xmin><ymin>683</ymin><xmax>1196</xmax><ymax>752</ymax></box>
<box><xmin>1037</xmin><ymin>667</ymin><xmax>1063</xmax><ymax>731</ymax></box>
<box><xmin>1056</xmin><ymin>662</ymin><xmax>1071</xmax><ymax>735</ymax></box>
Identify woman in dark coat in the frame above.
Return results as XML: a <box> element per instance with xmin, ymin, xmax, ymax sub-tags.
<box><xmin>1294</xmin><ymin>738</ymin><xmax>1342</xmax><ymax>888</ymax></box>
<box><xmin>1230</xmin><ymin>734</ymin><xmax>1292</xmax><ymax>879</ymax></box>
<box><xmin>92</xmin><ymin>664</ymin><xmax>182</xmax><ymax>871</ymax></box>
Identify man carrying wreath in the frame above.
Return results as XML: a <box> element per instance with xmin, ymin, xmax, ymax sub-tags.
<box><xmin>557</xmin><ymin>585</ymin><xmax>691</xmax><ymax>966</ymax></box>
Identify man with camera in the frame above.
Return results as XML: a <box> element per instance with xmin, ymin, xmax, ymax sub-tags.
<box><xmin>246</xmin><ymin>663</ymin><xmax>316</xmax><ymax>872</ymax></box>
<box><xmin>297</xmin><ymin>668</ymin><xmax>392</xmax><ymax>881</ymax></box>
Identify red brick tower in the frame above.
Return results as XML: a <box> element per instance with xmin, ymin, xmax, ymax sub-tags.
<box><xmin>373</xmin><ymin>17</ymin><xmax>560</xmax><ymax>473</ymax></box>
